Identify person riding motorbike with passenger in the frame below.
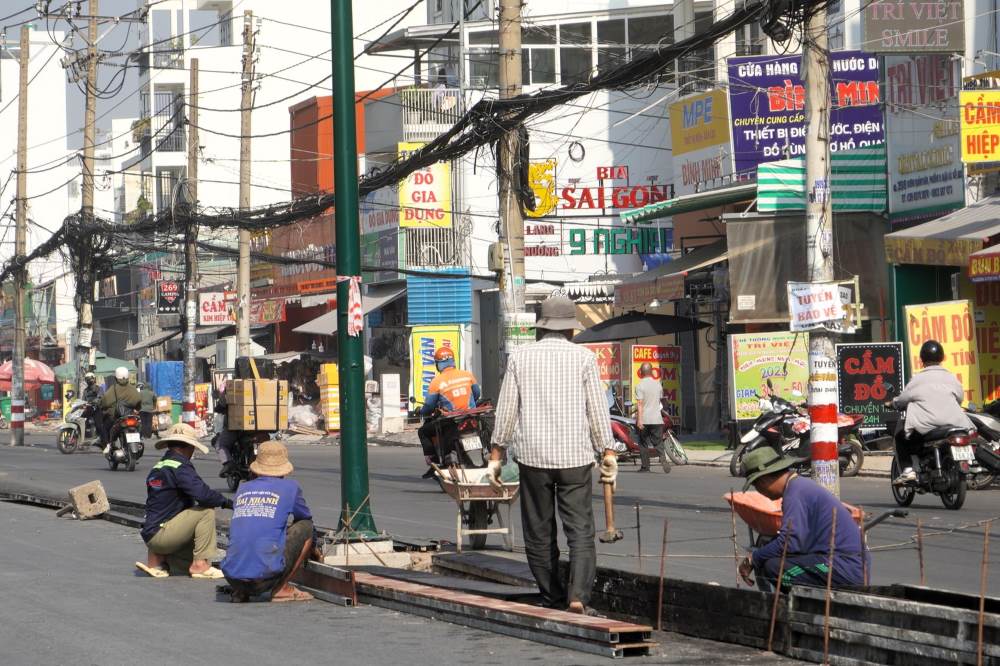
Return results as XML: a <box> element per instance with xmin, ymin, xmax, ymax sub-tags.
<box><xmin>890</xmin><ymin>340</ymin><xmax>974</xmax><ymax>485</ymax></box>
<box><xmin>99</xmin><ymin>366</ymin><xmax>141</xmax><ymax>455</ymax></box>
<box><xmin>417</xmin><ymin>347</ymin><xmax>481</xmax><ymax>479</ymax></box>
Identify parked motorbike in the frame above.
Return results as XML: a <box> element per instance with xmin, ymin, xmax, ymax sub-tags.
<box><xmin>730</xmin><ymin>390</ymin><xmax>865</xmax><ymax>478</ymax></box>
<box><xmin>217</xmin><ymin>430</ymin><xmax>271</xmax><ymax>492</ymax></box>
<box><xmin>57</xmin><ymin>399</ymin><xmax>101</xmax><ymax>454</ymax></box>
<box><xmin>962</xmin><ymin>401</ymin><xmax>1000</xmax><ymax>490</ymax></box>
<box><xmin>609</xmin><ymin>394</ymin><xmax>688</xmax><ymax>465</ymax></box>
<box><xmin>105</xmin><ymin>404</ymin><xmax>144</xmax><ymax>472</ymax></box>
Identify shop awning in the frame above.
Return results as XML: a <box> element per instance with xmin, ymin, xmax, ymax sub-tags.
<box><xmin>620</xmin><ymin>183</ymin><xmax>756</xmax><ymax>225</ymax></box>
<box><xmin>124</xmin><ymin>329</ymin><xmax>180</xmax><ymax>359</ymax></box>
<box><xmin>614</xmin><ymin>241</ymin><xmax>728</xmax><ymax>309</ymax></box>
<box><xmin>969</xmin><ymin>244</ymin><xmax>1000</xmax><ymax>282</ymax></box>
<box><xmin>293</xmin><ymin>286</ymin><xmax>406</xmax><ymax>336</ymax></box>
<box><xmin>757</xmin><ymin>146</ymin><xmax>887</xmax><ymax>213</ymax></box>
<box><xmin>363</xmin><ymin>23</ymin><xmax>460</xmax><ymax>54</ymax></box>
<box><xmin>885</xmin><ymin>196</ymin><xmax>1000</xmax><ymax>266</ymax></box>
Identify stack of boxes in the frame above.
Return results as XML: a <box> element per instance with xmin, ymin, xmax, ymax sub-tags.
<box><xmin>319</xmin><ymin>363</ymin><xmax>340</xmax><ymax>432</ymax></box>
<box><xmin>227</xmin><ymin>379</ymin><xmax>289</xmax><ymax>431</ymax></box>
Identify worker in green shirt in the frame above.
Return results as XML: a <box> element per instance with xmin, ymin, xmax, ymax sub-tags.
<box><xmin>138</xmin><ymin>382</ymin><xmax>157</xmax><ymax>439</ymax></box>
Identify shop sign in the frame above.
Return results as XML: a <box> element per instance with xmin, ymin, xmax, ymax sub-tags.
<box><xmin>787</xmin><ymin>281</ymin><xmax>857</xmax><ymax>333</ymax></box>
<box><xmin>527</xmin><ymin>160</ymin><xmax>558</xmax><ymax>218</ymax></box>
<box><xmin>904</xmin><ymin>299</ymin><xmax>981</xmax><ymax>405</ymax></box>
<box><xmin>298</xmin><ymin>278</ymin><xmax>339</xmax><ymax>295</ymax></box>
<box><xmin>362</xmin><ymin>229</ymin><xmax>400</xmax><ymax>283</ymax></box>
<box><xmin>729</xmin><ymin>332</ymin><xmax>810</xmax><ymax>420</ymax></box>
<box><xmin>969</xmin><ymin>249</ymin><xmax>1000</xmax><ymax>283</ymax></box>
<box><xmin>410</xmin><ymin>325</ymin><xmax>463</xmax><ymax>405</ymax></box>
<box><xmin>582</xmin><ymin>343</ymin><xmax>623</xmax><ymax>388</ymax></box>
<box><xmin>567</xmin><ymin>226</ymin><xmax>672</xmax><ymax>256</ymax></box>
<box><xmin>862</xmin><ymin>0</ymin><xmax>964</xmax><ymax>52</ymax></box>
<box><xmin>631</xmin><ymin>345</ymin><xmax>682</xmax><ymax>419</ymax></box>
<box><xmin>398</xmin><ymin>141</ymin><xmax>452</xmax><ymax>228</ymax></box>
<box><xmin>157</xmin><ymin>280</ymin><xmax>183</xmax><ymax>315</ymax></box>
<box><xmin>959</xmin><ymin>277</ymin><xmax>1000</xmax><ymax>402</ymax></box>
<box><xmin>728</xmin><ymin>52</ymin><xmax>883</xmax><ymax>176</ymax></box>
<box><xmin>670</xmin><ymin>90</ymin><xmax>733</xmax><ymax>196</ymax></box>
<box><xmin>250</xmin><ymin>299</ymin><xmax>286</xmax><ymax>325</ymax></box>
<box><xmin>527</xmin><ymin>163</ymin><xmax>670</xmax><ymax>214</ymax></box>
<box><xmin>835</xmin><ymin>343</ymin><xmax>904</xmax><ymax>428</ymax></box>
<box><xmin>504</xmin><ymin>313</ymin><xmax>535</xmax><ymax>350</ymax></box>
<box><xmin>884</xmin><ymin>236</ymin><xmax>984</xmax><ymax>266</ymax></box>
<box><xmin>614</xmin><ymin>276</ymin><xmax>685</xmax><ymax>310</ymax></box>
<box><xmin>960</xmin><ymin>90</ymin><xmax>1000</xmax><ymax>163</ymax></box>
<box><xmin>361</xmin><ymin>186</ymin><xmax>399</xmax><ymax>235</ymax></box>
<box><xmin>199</xmin><ymin>291</ymin><xmax>236</xmax><ymax>326</ymax></box>
<box><xmin>884</xmin><ymin>55</ymin><xmax>963</xmax><ymax>223</ymax></box>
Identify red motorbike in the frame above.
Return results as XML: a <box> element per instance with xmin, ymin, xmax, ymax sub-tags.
<box><xmin>609</xmin><ymin>395</ymin><xmax>688</xmax><ymax>465</ymax></box>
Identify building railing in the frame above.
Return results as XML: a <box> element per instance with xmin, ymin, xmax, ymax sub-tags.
<box><xmin>404</xmin><ymin>227</ymin><xmax>461</xmax><ymax>267</ymax></box>
<box><xmin>152</xmin><ymin>47</ymin><xmax>185</xmax><ymax>70</ymax></box>
<box><xmin>400</xmin><ymin>87</ymin><xmax>464</xmax><ymax>142</ymax></box>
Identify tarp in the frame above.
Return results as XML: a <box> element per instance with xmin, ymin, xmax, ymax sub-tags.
<box><xmin>294</xmin><ymin>287</ymin><xmax>405</xmax><ymax>336</ymax></box>
<box><xmin>53</xmin><ymin>353</ymin><xmax>135</xmax><ymax>382</ymax></box>
<box><xmin>614</xmin><ymin>240</ymin><xmax>727</xmax><ymax>309</ymax></box>
<box><xmin>123</xmin><ymin>329</ymin><xmax>180</xmax><ymax>360</ymax></box>
<box><xmin>620</xmin><ymin>182</ymin><xmax>756</xmax><ymax>225</ymax></box>
<box><xmin>756</xmin><ymin>146</ymin><xmax>887</xmax><ymax>213</ymax></box>
<box><xmin>147</xmin><ymin>361</ymin><xmax>183</xmax><ymax>401</ymax></box>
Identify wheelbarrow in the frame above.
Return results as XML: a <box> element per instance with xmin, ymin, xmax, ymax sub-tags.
<box><xmin>433</xmin><ymin>464</ymin><xmax>519</xmax><ymax>552</ymax></box>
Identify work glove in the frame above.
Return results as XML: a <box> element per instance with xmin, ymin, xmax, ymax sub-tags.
<box><xmin>599</xmin><ymin>454</ymin><xmax>618</xmax><ymax>490</ymax></box>
<box><xmin>486</xmin><ymin>459</ymin><xmax>503</xmax><ymax>491</ymax></box>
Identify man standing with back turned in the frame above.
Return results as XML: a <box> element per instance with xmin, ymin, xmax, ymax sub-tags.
<box><xmin>488</xmin><ymin>294</ymin><xmax>616</xmax><ymax>615</ymax></box>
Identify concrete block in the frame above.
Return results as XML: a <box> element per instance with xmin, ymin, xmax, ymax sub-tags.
<box><xmin>326</xmin><ymin>539</ymin><xmax>396</xmax><ymax>557</ymax></box>
<box><xmin>67</xmin><ymin>480</ymin><xmax>109</xmax><ymax>519</ymax></box>
<box><xmin>322</xmin><ymin>552</ymin><xmax>413</xmax><ymax>569</ymax></box>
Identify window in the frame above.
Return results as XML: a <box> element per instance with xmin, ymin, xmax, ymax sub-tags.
<box><xmin>469</xmin><ymin>48</ymin><xmax>498</xmax><ymax>88</ymax></box>
<box><xmin>598</xmin><ymin>47</ymin><xmax>627</xmax><ymax>70</ymax></box>
<box><xmin>560</xmin><ymin>47</ymin><xmax>592</xmax><ymax>85</ymax></box>
<box><xmin>560</xmin><ymin>22</ymin><xmax>592</xmax><ymax>45</ymax></box>
<box><xmin>628</xmin><ymin>15</ymin><xmax>673</xmax><ymax>49</ymax></box>
<box><xmin>597</xmin><ymin>19</ymin><xmax>625</xmax><ymax>45</ymax></box>
<box><xmin>469</xmin><ymin>30</ymin><xmax>498</xmax><ymax>45</ymax></box>
<box><xmin>527</xmin><ymin>48</ymin><xmax>555</xmax><ymax>84</ymax></box>
<box><xmin>522</xmin><ymin>25</ymin><xmax>556</xmax><ymax>44</ymax></box>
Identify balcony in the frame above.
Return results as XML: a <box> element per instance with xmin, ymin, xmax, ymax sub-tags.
<box><xmin>400</xmin><ymin>87</ymin><xmax>464</xmax><ymax>142</ymax></box>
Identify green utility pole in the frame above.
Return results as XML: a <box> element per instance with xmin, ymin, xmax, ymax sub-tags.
<box><xmin>331</xmin><ymin>0</ymin><xmax>376</xmax><ymax>536</ymax></box>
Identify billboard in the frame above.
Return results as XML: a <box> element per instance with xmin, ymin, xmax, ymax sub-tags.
<box><xmin>960</xmin><ymin>90</ymin><xmax>1000</xmax><ymax>163</ymax></box>
<box><xmin>669</xmin><ymin>90</ymin><xmax>732</xmax><ymax>196</ymax></box>
<box><xmin>398</xmin><ymin>142</ymin><xmax>452</xmax><ymax>228</ymax></box>
<box><xmin>884</xmin><ymin>55</ymin><xmax>964</xmax><ymax>223</ymax></box>
<box><xmin>862</xmin><ymin>0</ymin><xmax>964</xmax><ymax>53</ymax></box>
<box><xmin>631</xmin><ymin>345</ymin><xmax>682</xmax><ymax>419</ymax></box>
<box><xmin>728</xmin><ymin>332</ymin><xmax>810</xmax><ymax>420</ymax></box>
<box><xmin>836</xmin><ymin>343</ymin><xmax>905</xmax><ymax>428</ymax></box>
<box><xmin>199</xmin><ymin>291</ymin><xmax>236</xmax><ymax>326</ymax></box>
<box><xmin>582</xmin><ymin>342</ymin><xmax>624</xmax><ymax>397</ymax></box>
<box><xmin>410</xmin><ymin>325</ymin><xmax>463</xmax><ymax>406</ymax></box>
<box><xmin>727</xmin><ymin>52</ymin><xmax>883</xmax><ymax>176</ymax></box>
<box><xmin>958</xmin><ymin>278</ymin><xmax>1000</xmax><ymax>403</ymax></box>
<box><xmin>157</xmin><ymin>280</ymin><xmax>183</xmax><ymax>315</ymax></box>
<box><xmin>903</xmin><ymin>300</ymin><xmax>981</xmax><ymax>405</ymax></box>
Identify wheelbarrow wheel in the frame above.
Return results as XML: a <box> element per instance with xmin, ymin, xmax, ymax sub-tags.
<box><xmin>468</xmin><ymin>502</ymin><xmax>490</xmax><ymax>550</ymax></box>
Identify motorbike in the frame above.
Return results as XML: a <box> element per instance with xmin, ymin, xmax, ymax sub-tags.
<box><xmin>429</xmin><ymin>402</ymin><xmax>495</xmax><ymax>469</ymax></box>
<box><xmin>217</xmin><ymin>430</ymin><xmax>271</xmax><ymax>492</ymax></box>
<box><xmin>57</xmin><ymin>399</ymin><xmax>101</xmax><ymax>454</ymax></box>
<box><xmin>730</xmin><ymin>390</ymin><xmax>865</xmax><ymax>478</ymax></box>
<box><xmin>609</xmin><ymin>394</ymin><xmax>688</xmax><ymax>466</ymax></box>
<box><xmin>105</xmin><ymin>404</ymin><xmax>144</xmax><ymax>472</ymax></box>
<box><xmin>961</xmin><ymin>402</ymin><xmax>1000</xmax><ymax>490</ymax></box>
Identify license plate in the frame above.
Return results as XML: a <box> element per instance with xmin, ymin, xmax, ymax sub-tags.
<box><xmin>461</xmin><ymin>435</ymin><xmax>482</xmax><ymax>452</ymax></box>
<box><xmin>951</xmin><ymin>445</ymin><xmax>975</xmax><ymax>462</ymax></box>
<box><xmin>125</xmin><ymin>432</ymin><xmax>141</xmax><ymax>443</ymax></box>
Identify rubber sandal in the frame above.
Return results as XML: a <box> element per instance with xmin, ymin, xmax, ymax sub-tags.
<box><xmin>271</xmin><ymin>586</ymin><xmax>314</xmax><ymax>603</ymax></box>
<box><xmin>135</xmin><ymin>562</ymin><xmax>169</xmax><ymax>578</ymax></box>
<box><xmin>190</xmin><ymin>566</ymin><xmax>224</xmax><ymax>579</ymax></box>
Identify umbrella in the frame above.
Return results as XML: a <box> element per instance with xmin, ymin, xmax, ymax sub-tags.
<box><xmin>0</xmin><ymin>358</ymin><xmax>56</xmax><ymax>390</ymax></box>
<box><xmin>573</xmin><ymin>312</ymin><xmax>710</xmax><ymax>343</ymax></box>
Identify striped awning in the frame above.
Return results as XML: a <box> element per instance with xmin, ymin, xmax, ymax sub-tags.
<box><xmin>756</xmin><ymin>146</ymin><xmax>887</xmax><ymax>213</ymax></box>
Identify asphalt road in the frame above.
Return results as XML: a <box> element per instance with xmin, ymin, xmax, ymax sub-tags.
<box><xmin>4</xmin><ymin>430</ymin><xmax>999</xmax><ymax>597</ymax></box>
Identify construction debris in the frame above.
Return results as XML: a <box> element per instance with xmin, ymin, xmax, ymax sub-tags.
<box><xmin>66</xmin><ymin>480</ymin><xmax>110</xmax><ymax>519</ymax></box>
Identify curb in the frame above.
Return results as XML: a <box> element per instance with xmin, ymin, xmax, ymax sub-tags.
<box><xmin>682</xmin><ymin>458</ymin><xmax>891</xmax><ymax>479</ymax></box>
<box><xmin>368</xmin><ymin>436</ymin><xmax>420</xmax><ymax>448</ymax></box>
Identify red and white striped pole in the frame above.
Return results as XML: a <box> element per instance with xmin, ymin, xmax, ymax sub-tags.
<box><xmin>10</xmin><ymin>399</ymin><xmax>25</xmax><ymax>441</ymax></box>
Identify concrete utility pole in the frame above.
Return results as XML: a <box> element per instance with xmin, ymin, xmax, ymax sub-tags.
<box><xmin>802</xmin><ymin>7</ymin><xmax>840</xmax><ymax>497</ymax></box>
<box><xmin>11</xmin><ymin>26</ymin><xmax>30</xmax><ymax>446</ymax></box>
<box><xmin>76</xmin><ymin>1</ymin><xmax>99</xmax><ymax>394</ymax></box>
<box><xmin>330</xmin><ymin>0</ymin><xmax>376</xmax><ymax>536</ymax></box>
<box><xmin>182</xmin><ymin>58</ymin><xmax>199</xmax><ymax>428</ymax></box>
<box><xmin>497</xmin><ymin>0</ymin><xmax>525</xmax><ymax>318</ymax></box>
<box><xmin>236</xmin><ymin>10</ymin><xmax>254</xmax><ymax>357</ymax></box>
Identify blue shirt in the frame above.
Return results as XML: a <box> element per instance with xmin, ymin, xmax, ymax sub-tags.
<box><xmin>142</xmin><ymin>451</ymin><xmax>229</xmax><ymax>542</ymax></box>
<box><xmin>221</xmin><ymin>477</ymin><xmax>312</xmax><ymax>581</ymax></box>
<box><xmin>751</xmin><ymin>475</ymin><xmax>867</xmax><ymax>585</ymax></box>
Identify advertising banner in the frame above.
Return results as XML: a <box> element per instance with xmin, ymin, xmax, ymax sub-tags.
<box><xmin>360</xmin><ymin>186</ymin><xmax>399</xmax><ymax>236</ymax></box>
<box><xmin>958</xmin><ymin>277</ymin><xmax>1000</xmax><ymax>403</ymax></box>
<box><xmin>960</xmin><ymin>90</ymin><xmax>1000</xmax><ymax>163</ymax></box>
<box><xmin>787</xmin><ymin>281</ymin><xmax>857</xmax><ymax>333</ymax></box>
<box><xmin>669</xmin><ymin>90</ymin><xmax>732</xmax><ymax>196</ymax></box>
<box><xmin>884</xmin><ymin>55</ymin><xmax>963</xmax><ymax>223</ymax></box>
<box><xmin>526</xmin><ymin>160</ymin><xmax>558</xmax><ymax>218</ymax></box>
<box><xmin>862</xmin><ymin>0</ymin><xmax>964</xmax><ymax>52</ymax></box>
<box><xmin>198</xmin><ymin>291</ymin><xmax>236</xmax><ymax>326</ymax></box>
<box><xmin>904</xmin><ymin>299</ymin><xmax>981</xmax><ymax>405</ymax></box>
<box><xmin>362</xmin><ymin>228</ymin><xmax>400</xmax><ymax>283</ymax></box>
<box><xmin>729</xmin><ymin>332</ymin><xmax>810</xmax><ymax>420</ymax></box>
<box><xmin>727</xmin><ymin>52</ymin><xmax>882</xmax><ymax>176</ymax></box>
<box><xmin>836</xmin><ymin>343</ymin><xmax>904</xmax><ymax>428</ymax></box>
<box><xmin>398</xmin><ymin>142</ymin><xmax>452</xmax><ymax>228</ymax></box>
<box><xmin>410</xmin><ymin>325</ymin><xmax>463</xmax><ymax>406</ymax></box>
<box><xmin>157</xmin><ymin>280</ymin><xmax>183</xmax><ymax>315</ymax></box>
<box><xmin>630</xmin><ymin>345</ymin><xmax>682</xmax><ymax>419</ymax></box>
<box><xmin>504</xmin><ymin>313</ymin><xmax>536</xmax><ymax>350</ymax></box>
<box><xmin>582</xmin><ymin>343</ymin><xmax>624</xmax><ymax>396</ymax></box>
<box><xmin>249</xmin><ymin>299</ymin><xmax>286</xmax><ymax>326</ymax></box>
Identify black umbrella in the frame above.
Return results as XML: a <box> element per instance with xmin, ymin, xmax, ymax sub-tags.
<box><xmin>574</xmin><ymin>311</ymin><xmax>710</xmax><ymax>343</ymax></box>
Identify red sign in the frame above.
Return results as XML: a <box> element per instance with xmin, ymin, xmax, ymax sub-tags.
<box><xmin>559</xmin><ymin>184</ymin><xmax>670</xmax><ymax>210</ymax></box>
<box><xmin>596</xmin><ymin>166</ymin><xmax>629</xmax><ymax>180</ymax></box>
<box><xmin>199</xmin><ymin>291</ymin><xmax>236</xmax><ymax>325</ymax></box>
<box><xmin>157</xmin><ymin>280</ymin><xmax>183</xmax><ymax>315</ymax></box>
<box><xmin>298</xmin><ymin>277</ymin><xmax>340</xmax><ymax>295</ymax></box>
<box><xmin>582</xmin><ymin>343</ymin><xmax>623</xmax><ymax>383</ymax></box>
<box><xmin>250</xmin><ymin>299</ymin><xmax>287</xmax><ymax>325</ymax></box>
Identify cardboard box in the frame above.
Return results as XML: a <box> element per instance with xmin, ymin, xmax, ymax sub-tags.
<box><xmin>227</xmin><ymin>402</ymin><xmax>288</xmax><ymax>432</ymax></box>
<box><xmin>319</xmin><ymin>363</ymin><xmax>339</xmax><ymax>385</ymax></box>
<box><xmin>155</xmin><ymin>396</ymin><xmax>172</xmax><ymax>413</ymax></box>
<box><xmin>227</xmin><ymin>379</ymin><xmax>288</xmax><ymax>407</ymax></box>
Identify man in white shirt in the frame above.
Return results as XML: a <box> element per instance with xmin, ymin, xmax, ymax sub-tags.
<box><xmin>635</xmin><ymin>362</ymin><xmax>670</xmax><ymax>473</ymax></box>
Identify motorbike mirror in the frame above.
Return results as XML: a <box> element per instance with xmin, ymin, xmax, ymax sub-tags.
<box><xmin>409</xmin><ymin>396</ymin><xmax>416</xmax><ymax>404</ymax></box>
<box><xmin>65</xmin><ymin>390</ymin><xmax>75</xmax><ymax>400</ymax></box>
<box><xmin>968</xmin><ymin>403</ymin><xmax>980</xmax><ymax>413</ymax></box>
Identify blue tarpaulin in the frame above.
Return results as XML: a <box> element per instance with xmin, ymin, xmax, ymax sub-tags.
<box><xmin>146</xmin><ymin>361</ymin><xmax>183</xmax><ymax>401</ymax></box>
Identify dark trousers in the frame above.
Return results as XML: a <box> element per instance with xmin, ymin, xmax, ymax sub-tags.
<box><xmin>894</xmin><ymin>430</ymin><xmax>923</xmax><ymax>462</ymax></box>
<box><xmin>418</xmin><ymin>418</ymin><xmax>458</xmax><ymax>464</ymax></box>
<box><xmin>638</xmin><ymin>424</ymin><xmax>667</xmax><ymax>470</ymax></box>
<box><xmin>94</xmin><ymin>410</ymin><xmax>108</xmax><ymax>445</ymax></box>
<box><xmin>757</xmin><ymin>553</ymin><xmax>864</xmax><ymax>591</ymax></box>
<box><xmin>140</xmin><ymin>412</ymin><xmax>153</xmax><ymax>439</ymax></box>
<box><xmin>517</xmin><ymin>462</ymin><xmax>596</xmax><ymax>608</ymax></box>
<box><xmin>226</xmin><ymin>519</ymin><xmax>314</xmax><ymax>598</ymax></box>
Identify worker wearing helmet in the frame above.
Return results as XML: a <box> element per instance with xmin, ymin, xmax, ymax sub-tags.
<box><xmin>83</xmin><ymin>371</ymin><xmax>106</xmax><ymax>450</ymax></box>
<box><xmin>890</xmin><ymin>340</ymin><xmax>974</xmax><ymax>484</ymax></box>
<box><xmin>99</xmin><ymin>366</ymin><xmax>141</xmax><ymax>453</ymax></box>
<box><xmin>417</xmin><ymin>347</ymin><xmax>481</xmax><ymax>478</ymax></box>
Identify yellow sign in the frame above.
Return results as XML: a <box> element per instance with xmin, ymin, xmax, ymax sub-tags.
<box><xmin>959</xmin><ymin>275</ymin><xmax>1000</xmax><ymax>403</ymax></box>
<box><xmin>669</xmin><ymin>90</ymin><xmax>730</xmax><ymax>157</ymax></box>
<box><xmin>631</xmin><ymin>345</ymin><xmax>682</xmax><ymax>419</ymax></box>
<box><xmin>960</xmin><ymin>90</ymin><xmax>1000</xmax><ymax>163</ymax></box>
<box><xmin>527</xmin><ymin>160</ymin><xmax>558</xmax><ymax>218</ymax></box>
<box><xmin>885</xmin><ymin>236</ymin><xmax>984</xmax><ymax>267</ymax></box>
<box><xmin>904</xmin><ymin>300</ymin><xmax>982</xmax><ymax>405</ymax></box>
<box><xmin>398</xmin><ymin>142</ymin><xmax>452</xmax><ymax>228</ymax></box>
<box><xmin>410</xmin><ymin>325</ymin><xmax>463</xmax><ymax>406</ymax></box>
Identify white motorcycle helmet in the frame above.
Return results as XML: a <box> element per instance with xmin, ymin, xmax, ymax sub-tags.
<box><xmin>114</xmin><ymin>366</ymin><xmax>130</xmax><ymax>384</ymax></box>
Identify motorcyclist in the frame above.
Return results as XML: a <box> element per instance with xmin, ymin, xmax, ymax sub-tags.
<box><xmin>417</xmin><ymin>347</ymin><xmax>481</xmax><ymax>479</ymax></box>
<box><xmin>214</xmin><ymin>382</ymin><xmax>241</xmax><ymax>478</ymax></box>
<box><xmin>99</xmin><ymin>366</ymin><xmax>141</xmax><ymax>455</ymax></box>
<box><xmin>890</xmin><ymin>340</ymin><xmax>974</xmax><ymax>485</ymax></box>
<box><xmin>82</xmin><ymin>372</ymin><xmax>104</xmax><ymax>448</ymax></box>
